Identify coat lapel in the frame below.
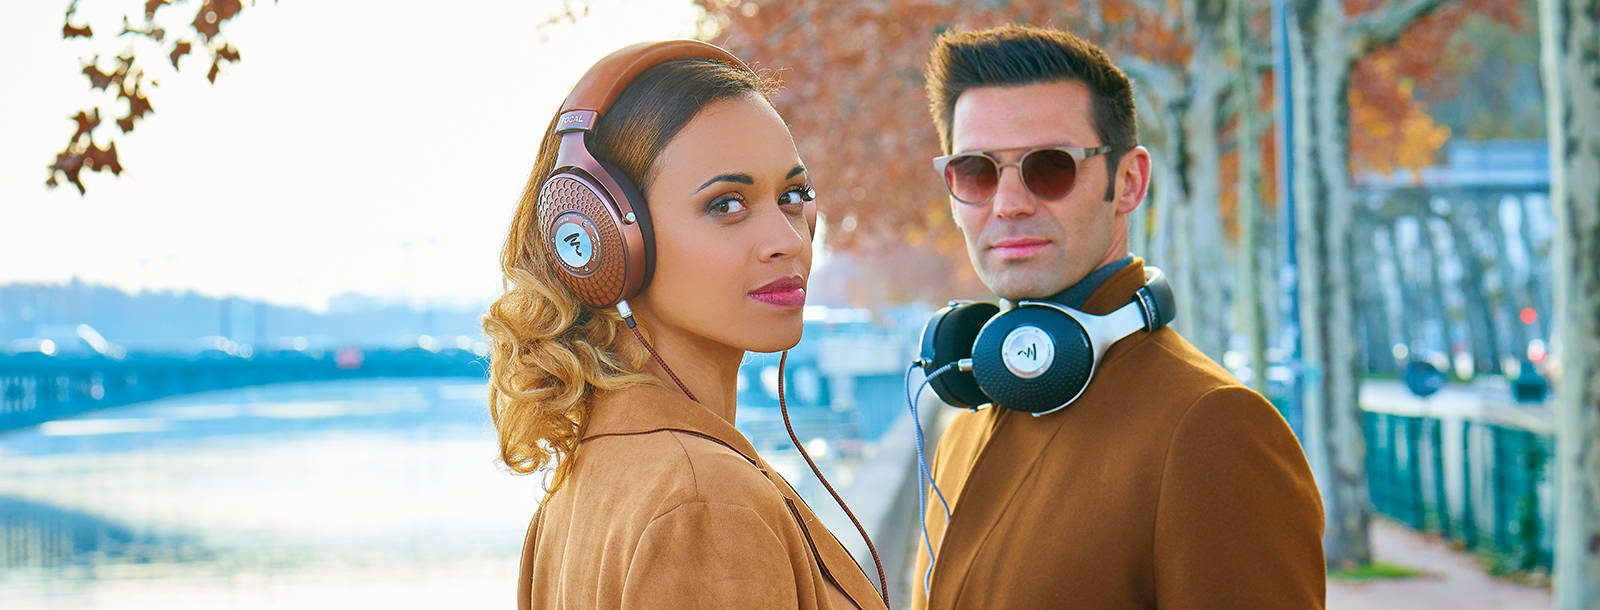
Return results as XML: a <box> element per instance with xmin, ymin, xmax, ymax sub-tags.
<box><xmin>757</xmin><ymin>454</ymin><xmax>881</xmax><ymax>609</ymax></box>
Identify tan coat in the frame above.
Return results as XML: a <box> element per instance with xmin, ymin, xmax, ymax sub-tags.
<box><xmin>518</xmin><ymin>383</ymin><xmax>887</xmax><ymax>609</ymax></box>
<box><xmin>911</xmin><ymin>259</ymin><xmax>1326</xmax><ymax>609</ymax></box>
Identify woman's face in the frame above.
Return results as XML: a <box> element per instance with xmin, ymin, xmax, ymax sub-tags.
<box><xmin>632</xmin><ymin>93</ymin><xmax>815</xmax><ymax>354</ymax></box>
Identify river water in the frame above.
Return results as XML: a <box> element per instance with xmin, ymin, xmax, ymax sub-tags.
<box><xmin>0</xmin><ymin>377</ymin><xmax>859</xmax><ymax>609</ymax></box>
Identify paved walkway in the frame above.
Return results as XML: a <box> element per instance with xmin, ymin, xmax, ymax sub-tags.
<box><xmin>1329</xmin><ymin>519</ymin><xmax>1552</xmax><ymax>609</ymax></box>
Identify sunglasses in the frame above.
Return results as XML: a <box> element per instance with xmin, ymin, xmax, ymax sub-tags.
<box><xmin>931</xmin><ymin>144</ymin><xmax>1113</xmax><ymax>205</ymax></box>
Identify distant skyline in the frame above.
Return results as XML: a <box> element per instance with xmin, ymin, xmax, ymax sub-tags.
<box><xmin>0</xmin><ymin>278</ymin><xmax>490</xmax><ymax>352</ymax></box>
<box><xmin>1</xmin><ymin>1</ymin><xmax>702</xmax><ymax>312</ymax></box>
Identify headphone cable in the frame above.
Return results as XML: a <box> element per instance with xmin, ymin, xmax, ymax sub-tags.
<box><xmin>906</xmin><ymin>362</ymin><xmax>956</xmax><ymax>597</ymax></box>
<box><xmin>618</xmin><ymin>300</ymin><xmax>699</xmax><ymax>403</ymax></box>
<box><xmin>779</xmin><ymin>350</ymin><xmax>890</xmax><ymax>608</ymax></box>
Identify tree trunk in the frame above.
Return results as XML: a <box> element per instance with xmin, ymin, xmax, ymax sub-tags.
<box><xmin>1151</xmin><ymin>101</ymin><xmax>1190</xmax><ymax>332</ymax></box>
<box><xmin>1539</xmin><ymin>0</ymin><xmax>1600</xmax><ymax>606</ymax></box>
<box><xmin>1377</xmin><ymin>223</ymin><xmax>1415</xmax><ymax>359</ymax></box>
<box><xmin>1515</xmin><ymin>193</ymin><xmax>1553</xmax><ymax>339</ymax></box>
<box><xmin>1169</xmin><ymin>0</ymin><xmax>1233</xmax><ymax>363</ymax></box>
<box><xmin>1417</xmin><ymin>212</ymin><xmax>1459</xmax><ymax>355</ymax></box>
<box><xmin>1128</xmin><ymin>76</ymin><xmax>1177</xmax><ymax>270</ymax></box>
<box><xmin>1486</xmin><ymin>198</ymin><xmax>1532</xmax><ymax>360</ymax></box>
<box><xmin>1288</xmin><ymin>0</ymin><xmax>1371</xmax><ymax>568</ymax></box>
<box><xmin>1230</xmin><ymin>0</ymin><xmax>1271</xmax><ymax>395</ymax></box>
<box><xmin>1149</xmin><ymin>143</ymin><xmax>1184</xmax><ymax>279</ymax></box>
<box><xmin>1354</xmin><ymin>215</ymin><xmax>1396</xmax><ymax>375</ymax></box>
<box><xmin>1286</xmin><ymin>0</ymin><xmax>1457</xmax><ymax>567</ymax></box>
<box><xmin>1445</xmin><ymin>203</ymin><xmax>1504</xmax><ymax>376</ymax></box>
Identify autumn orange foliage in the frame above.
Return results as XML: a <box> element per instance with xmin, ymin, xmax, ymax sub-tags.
<box><xmin>695</xmin><ymin>0</ymin><xmax>1520</xmax><ymax>304</ymax></box>
<box><xmin>696</xmin><ymin>0</ymin><xmax>1183</xmax><ymax>301</ymax></box>
<box><xmin>1346</xmin><ymin>0</ymin><xmax>1524</xmax><ymax>179</ymax></box>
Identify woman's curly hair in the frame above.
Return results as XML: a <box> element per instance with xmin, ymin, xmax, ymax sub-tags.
<box><xmin>484</xmin><ymin>57</ymin><xmax>774</xmax><ymax>495</ymax></box>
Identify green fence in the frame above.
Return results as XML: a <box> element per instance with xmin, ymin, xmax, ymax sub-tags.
<box><xmin>1363</xmin><ymin>411</ymin><xmax>1555</xmax><ymax>573</ymax></box>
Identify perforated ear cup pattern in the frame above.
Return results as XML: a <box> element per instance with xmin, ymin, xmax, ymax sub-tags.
<box><xmin>971</xmin><ymin>306</ymin><xmax>1094</xmax><ymax>413</ymax></box>
<box><xmin>539</xmin><ymin>173</ymin><xmax>630</xmax><ymax>307</ymax></box>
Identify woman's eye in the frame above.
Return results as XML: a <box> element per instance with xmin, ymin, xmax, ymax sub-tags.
<box><xmin>708</xmin><ymin>196</ymin><xmax>748</xmax><ymax>216</ymax></box>
<box><xmin>779</xmin><ymin>186</ymin><xmax>816</xmax><ymax>207</ymax></box>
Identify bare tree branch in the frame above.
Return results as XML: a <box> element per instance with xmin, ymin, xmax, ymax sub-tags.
<box><xmin>1345</xmin><ymin>0</ymin><xmax>1454</xmax><ymax>62</ymax></box>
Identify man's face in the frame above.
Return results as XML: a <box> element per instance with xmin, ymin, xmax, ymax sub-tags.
<box><xmin>947</xmin><ymin>80</ymin><xmax>1127</xmax><ymax>300</ymax></box>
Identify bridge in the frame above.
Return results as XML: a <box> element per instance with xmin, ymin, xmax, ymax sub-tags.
<box><xmin>1</xmin><ymin>327</ymin><xmax>919</xmax><ymax>438</ymax></box>
<box><xmin>1353</xmin><ymin>139</ymin><xmax>1549</xmax><ymax>199</ymax></box>
<box><xmin>0</xmin><ymin>347</ymin><xmax>489</xmax><ymax>434</ymax></box>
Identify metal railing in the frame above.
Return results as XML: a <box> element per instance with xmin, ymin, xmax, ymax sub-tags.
<box><xmin>1361</xmin><ymin>380</ymin><xmax>1555</xmax><ymax>574</ymax></box>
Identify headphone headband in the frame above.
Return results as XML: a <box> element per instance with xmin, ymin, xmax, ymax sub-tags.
<box><xmin>1134</xmin><ymin>267</ymin><xmax>1176</xmax><ymax>332</ymax></box>
<box><xmin>556</xmin><ymin>39</ymin><xmax>753</xmax><ymax>132</ymax></box>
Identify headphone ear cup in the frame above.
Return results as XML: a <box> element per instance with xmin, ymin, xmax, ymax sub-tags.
<box><xmin>539</xmin><ymin>169</ymin><xmax>625</xmax><ymax>307</ymax></box>
<box><xmin>537</xmin><ymin>156</ymin><xmax>652</xmax><ymax>308</ymax></box>
<box><xmin>971</xmin><ymin>306</ymin><xmax>1094</xmax><ymax>414</ymax></box>
<box><xmin>593</xmin><ymin>157</ymin><xmax>655</xmax><ymax>292</ymax></box>
<box><xmin>917</xmin><ymin>302</ymin><xmax>999</xmax><ymax>409</ymax></box>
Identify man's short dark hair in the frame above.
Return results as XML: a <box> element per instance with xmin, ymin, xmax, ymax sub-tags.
<box><xmin>925</xmin><ymin>24</ymin><xmax>1138</xmax><ymax>191</ymax></box>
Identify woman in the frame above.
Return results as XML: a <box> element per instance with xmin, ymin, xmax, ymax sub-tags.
<box><xmin>484</xmin><ymin>40</ymin><xmax>888</xmax><ymax>609</ymax></box>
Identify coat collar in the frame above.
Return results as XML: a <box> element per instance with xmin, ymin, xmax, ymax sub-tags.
<box><xmin>581</xmin><ymin>382</ymin><xmax>761</xmax><ymax>464</ymax></box>
<box><xmin>1076</xmin><ymin>256</ymin><xmax>1149</xmax><ymax>316</ymax></box>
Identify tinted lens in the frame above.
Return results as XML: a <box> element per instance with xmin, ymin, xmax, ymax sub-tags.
<box><xmin>1020</xmin><ymin>149</ymin><xmax>1078</xmax><ymax>199</ymax></box>
<box><xmin>944</xmin><ymin>155</ymin><xmax>998</xmax><ymax>204</ymax></box>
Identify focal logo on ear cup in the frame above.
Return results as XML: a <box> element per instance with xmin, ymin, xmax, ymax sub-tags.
<box><xmin>1000</xmin><ymin>325</ymin><xmax>1054</xmax><ymax>379</ymax></box>
<box><xmin>971</xmin><ymin>307</ymin><xmax>1093</xmax><ymax>414</ymax></box>
<box><xmin>551</xmin><ymin>213</ymin><xmax>601</xmax><ymax>274</ymax></box>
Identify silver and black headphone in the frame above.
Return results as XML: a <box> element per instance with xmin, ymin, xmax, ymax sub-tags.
<box><xmin>913</xmin><ymin>267</ymin><xmax>1177</xmax><ymax>415</ymax></box>
<box><xmin>903</xmin><ymin>267</ymin><xmax>1176</xmax><ymax>595</ymax></box>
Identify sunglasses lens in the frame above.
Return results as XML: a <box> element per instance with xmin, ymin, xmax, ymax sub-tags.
<box><xmin>944</xmin><ymin>155</ymin><xmax>998</xmax><ymax>204</ymax></box>
<box><xmin>1021</xmin><ymin>149</ymin><xmax>1078</xmax><ymax>199</ymax></box>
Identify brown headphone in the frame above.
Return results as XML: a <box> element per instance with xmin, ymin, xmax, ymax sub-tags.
<box><xmin>537</xmin><ymin>40</ymin><xmax>753</xmax><ymax>308</ymax></box>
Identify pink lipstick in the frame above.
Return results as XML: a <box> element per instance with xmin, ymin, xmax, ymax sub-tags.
<box><xmin>749</xmin><ymin>275</ymin><xmax>806</xmax><ymax>308</ymax></box>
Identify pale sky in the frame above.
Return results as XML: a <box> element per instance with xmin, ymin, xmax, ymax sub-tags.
<box><xmin>1</xmin><ymin>0</ymin><xmax>704</xmax><ymax>312</ymax></box>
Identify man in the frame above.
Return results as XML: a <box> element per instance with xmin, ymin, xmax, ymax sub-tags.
<box><xmin>911</xmin><ymin>25</ymin><xmax>1325</xmax><ymax>609</ymax></box>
